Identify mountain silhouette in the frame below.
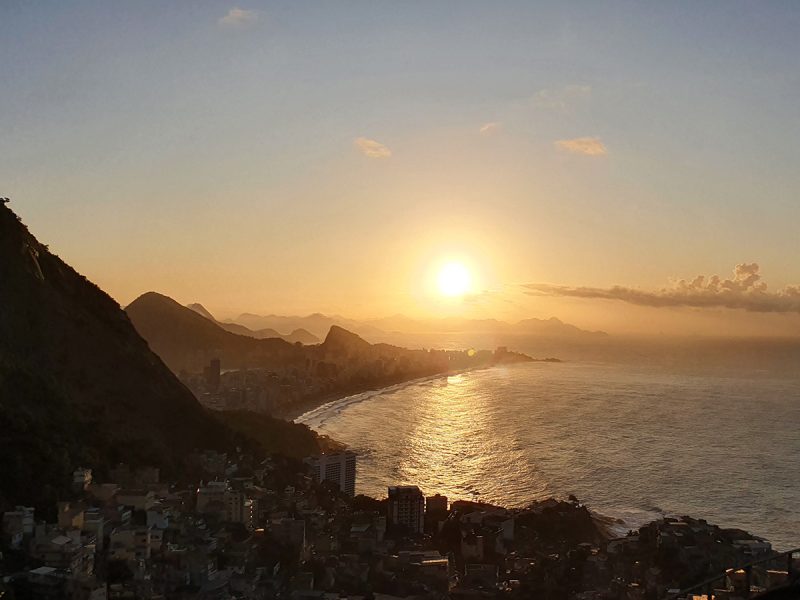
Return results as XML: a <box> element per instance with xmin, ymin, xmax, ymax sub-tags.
<box><xmin>186</xmin><ymin>302</ymin><xmax>216</xmax><ymax>322</ymax></box>
<box><xmin>125</xmin><ymin>292</ymin><xmax>511</xmax><ymax>410</ymax></box>
<box><xmin>229</xmin><ymin>312</ymin><xmax>384</xmax><ymax>341</ymax></box>
<box><xmin>0</xmin><ymin>203</ymin><xmax>252</xmax><ymax>513</ymax></box>
<box><xmin>127</xmin><ymin>292</ymin><xmax>305</xmax><ymax>373</ymax></box>
<box><xmin>127</xmin><ymin>293</ymin><xmax>418</xmax><ymax>376</ymax></box>
<box><xmin>186</xmin><ymin>302</ymin><xmax>320</xmax><ymax>344</ymax></box>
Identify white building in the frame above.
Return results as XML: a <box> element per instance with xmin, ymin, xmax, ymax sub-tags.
<box><xmin>304</xmin><ymin>451</ymin><xmax>357</xmax><ymax>497</ymax></box>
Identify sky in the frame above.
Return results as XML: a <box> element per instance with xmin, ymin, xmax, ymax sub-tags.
<box><xmin>2</xmin><ymin>1</ymin><xmax>800</xmax><ymax>335</ymax></box>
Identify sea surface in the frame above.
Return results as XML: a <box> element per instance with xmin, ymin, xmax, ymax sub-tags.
<box><xmin>296</xmin><ymin>359</ymin><xmax>800</xmax><ymax>549</ymax></box>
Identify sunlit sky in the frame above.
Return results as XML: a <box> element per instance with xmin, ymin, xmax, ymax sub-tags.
<box><xmin>2</xmin><ymin>2</ymin><xmax>800</xmax><ymax>335</ymax></box>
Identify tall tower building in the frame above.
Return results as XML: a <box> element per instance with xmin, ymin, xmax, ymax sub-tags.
<box><xmin>426</xmin><ymin>493</ymin><xmax>448</xmax><ymax>516</ymax></box>
<box><xmin>388</xmin><ymin>485</ymin><xmax>425</xmax><ymax>534</ymax></box>
<box><xmin>305</xmin><ymin>451</ymin><xmax>357</xmax><ymax>497</ymax></box>
<box><xmin>204</xmin><ymin>358</ymin><xmax>221</xmax><ymax>391</ymax></box>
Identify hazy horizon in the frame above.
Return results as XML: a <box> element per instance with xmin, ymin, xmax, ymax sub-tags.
<box><xmin>4</xmin><ymin>2</ymin><xmax>800</xmax><ymax>337</ymax></box>
<box><xmin>127</xmin><ymin>288</ymin><xmax>800</xmax><ymax>340</ymax></box>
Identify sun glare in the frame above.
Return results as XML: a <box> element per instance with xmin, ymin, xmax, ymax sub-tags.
<box><xmin>437</xmin><ymin>262</ymin><xmax>472</xmax><ymax>297</ymax></box>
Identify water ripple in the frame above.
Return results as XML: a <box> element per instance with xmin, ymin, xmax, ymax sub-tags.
<box><xmin>297</xmin><ymin>362</ymin><xmax>800</xmax><ymax>549</ymax></box>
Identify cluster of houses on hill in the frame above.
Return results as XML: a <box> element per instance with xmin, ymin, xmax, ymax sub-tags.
<box><xmin>1</xmin><ymin>449</ymin><xmax>792</xmax><ymax>600</ymax></box>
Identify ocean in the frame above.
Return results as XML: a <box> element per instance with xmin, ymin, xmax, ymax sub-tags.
<box><xmin>296</xmin><ymin>356</ymin><xmax>800</xmax><ymax>550</ymax></box>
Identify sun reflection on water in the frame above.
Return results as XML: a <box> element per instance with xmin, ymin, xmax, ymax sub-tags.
<box><xmin>300</xmin><ymin>362</ymin><xmax>800</xmax><ymax>549</ymax></box>
<box><xmin>316</xmin><ymin>367</ymin><xmax>547</xmax><ymax>506</ymax></box>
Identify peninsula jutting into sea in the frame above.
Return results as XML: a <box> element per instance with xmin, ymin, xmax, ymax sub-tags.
<box><xmin>1</xmin><ymin>201</ymin><xmax>798</xmax><ymax>600</ymax></box>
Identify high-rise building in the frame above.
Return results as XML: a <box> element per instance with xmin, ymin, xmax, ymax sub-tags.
<box><xmin>204</xmin><ymin>358</ymin><xmax>221</xmax><ymax>391</ymax></box>
<box><xmin>304</xmin><ymin>451</ymin><xmax>357</xmax><ymax>497</ymax></box>
<box><xmin>388</xmin><ymin>486</ymin><xmax>425</xmax><ymax>534</ymax></box>
<box><xmin>225</xmin><ymin>489</ymin><xmax>245</xmax><ymax>524</ymax></box>
<box><xmin>426</xmin><ymin>493</ymin><xmax>448</xmax><ymax>516</ymax></box>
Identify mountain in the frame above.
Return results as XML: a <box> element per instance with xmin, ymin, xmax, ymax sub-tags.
<box><xmin>127</xmin><ymin>294</ymin><xmax>416</xmax><ymax>376</ymax></box>
<box><xmin>187</xmin><ymin>302</ymin><xmax>320</xmax><ymax>344</ymax></box>
<box><xmin>187</xmin><ymin>302</ymin><xmax>216</xmax><ymax>322</ymax></box>
<box><xmin>127</xmin><ymin>292</ymin><xmax>303</xmax><ymax>373</ymax></box>
<box><xmin>225</xmin><ymin>311</ymin><xmax>604</xmax><ymax>344</ymax></box>
<box><xmin>323</xmin><ymin>325</ymin><xmax>373</xmax><ymax>353</ymax></box>
<box><xmin>515</xmin><ymin>316</ymin><xmax>608</xmax><ymax>337</ymax></box>
<box><xmin>284</xmin><ymin>328</ymin><xmax>320</xmax><ymax>345</ymax></box>
<box><xmin>364</xmin><ymin>314</ymin><xmax>606</xmax><ymax>336</ymax></box>
<box><xmin>229</xmin><ymin>312</ymin><xmax>384</xmax><ymax>341</ymax></box>
<box><xmin>0</xmin><ymin>203</ymin><xmax>257</xmax><ymax>513</ymax></box>
<box><xmin>126</xmin><ymin>292</ymin><xmax>539</xmax><ymax>418</ymax></box>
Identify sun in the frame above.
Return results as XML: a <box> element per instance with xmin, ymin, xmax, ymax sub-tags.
<box><xmin>437</xmin><ymin>261</ymin><xmax>472</xmax><ymax>297</ymax></box>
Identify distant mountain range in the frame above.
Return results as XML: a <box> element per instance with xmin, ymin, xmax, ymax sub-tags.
<box><xmin>362</xmin><ymin>314</ymin><xmax>608</xmax><ymax>337</ymax></box>
<box><xmin>227</xmin><ymin>312</ymin><xmax>385</xmax><ymax>341</ymax></box>
<box><xmin>126</xmin><ymin>292</ymin><xmax>446</xmax><ymax>376</ymax></box>
<box><xmin>124</xmin><ymin>291</ymin><xmax>543</xmax><ymax>421</ymax></box>
<box><xmin>128</xmin><ymin>293</ymin><xmax>605</xmax><ymax>376</ymax></box>
<box><xmin>186</xmin><ymin>303</ymin><xmax>320</xmax><ymax>344</ymax></box>
<box><xmin>127</xmin><ymin>293</ymin><xmax>307</xmax><ymax>374</ymax></box>
<box><xmin>214</xmin><ymin>311</ymin><xmax>606</xmax><ymax>342</ymax></box>
<box><xmin>0</xmin><ymin>203</ymin><xmax>323</xmax><ymax>513</ymax></box>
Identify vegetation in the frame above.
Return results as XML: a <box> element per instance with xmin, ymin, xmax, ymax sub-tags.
<box><xmin>213</xmin><ymin>409</ymin><xmax>330</xmax><ymax>459</ymax></box>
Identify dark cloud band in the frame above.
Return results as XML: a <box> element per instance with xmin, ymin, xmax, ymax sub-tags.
<box><xmin>524</xmin><ymin>263</ymin><xmax>800</xmax><ymax>313</ymax></box>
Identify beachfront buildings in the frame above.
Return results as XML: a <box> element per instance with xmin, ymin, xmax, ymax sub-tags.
<box><xmin>1</xmin><ymin>449</ymin><xmax>784</xmax><ymax>600</ymax></box>
<box><xmin>388</xmin><ymin>485</ymin><xmax>425</xmax><ymax>534</ymax></box>
<box><xmin>305</xmin><ymin>451</ymin><xmax>357</xmax><ymax>497</ymax></box>
<box><xmin>426</xmin><ymin>493</ymin><xmax>448</xmax><ymax>515</ymax></box>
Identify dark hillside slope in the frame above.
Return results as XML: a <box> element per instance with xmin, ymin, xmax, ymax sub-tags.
<box><xmin>0</xmin><ymin>203</ymin><xmax>249</xmax><ymax>512</ymax></box>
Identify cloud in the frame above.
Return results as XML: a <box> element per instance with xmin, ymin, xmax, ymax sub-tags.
<box><xmin>218</xmin><ymin>7</ymin><xmax>258</xmax><ymax>28</ymax></box>
<box><xmin>524</xmin><ymin>263</ymin><xmax>800</xmax><ymax>313</ymax></box>
<box><xmin>479</xmin><ymin>122</ymin><xmax>501</xmax><ymax>136</ymax></box>
<box><xmin>533</xmin><ymin>84</ymin><xmax>592</xmax><ymax>110</ymax></box>
<box><xmin>354</xmin><ymin>137</ymin><xmax>391</xmax><ymax>159</ymax></box>
<box><xmin>555</xmin><ymin>137</ymin><xmax>607</xmax><ymax>156</ymax></box>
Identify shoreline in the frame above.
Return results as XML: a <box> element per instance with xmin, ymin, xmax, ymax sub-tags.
<box><xmin>277</xmin><ymin>351</ymin><xmax>560</xmax><ymax>423</ymax></box>
<box><xmin>278</xmin><ymin>364</ymin><xmax>786</xmax><ymax>551</ymax></box>
<box><xmin>280</xmin><ymin>363</ymin><xmax>502</xmax><ymax>423</ymax></box>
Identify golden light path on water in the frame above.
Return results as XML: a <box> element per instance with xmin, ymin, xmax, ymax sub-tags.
<box><xmin>299</xmin><ymin>367</ymin><xmax>549</xmax><ymax>508</ymax></box>
<box><xmin>400</xmin><ymin>372</ymin><xmax>541</xmax><ymax>503</ymax></box>
<box><xmin>297</xmin><ymin>362</ymin><xmax>800</xmax><ymax>549</ymax></box>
